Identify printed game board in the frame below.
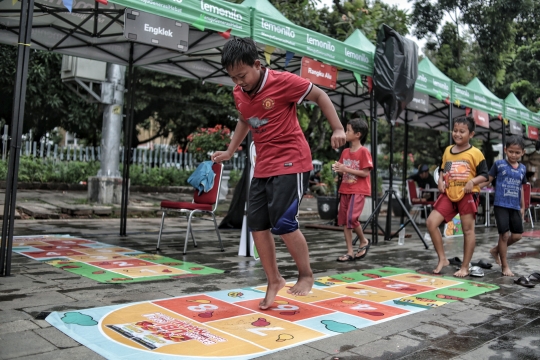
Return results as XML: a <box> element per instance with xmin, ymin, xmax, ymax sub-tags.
<box><xmin>11</xmin><ymin>235</ymin><xmax>223</xmax><ymax>283</ymax></box>
<box><xmin>46</xmin><ymin>267</ymin><xmax>498</xmax><ymax>359</ymax></box>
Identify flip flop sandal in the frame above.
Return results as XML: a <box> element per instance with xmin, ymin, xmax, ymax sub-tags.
<box><xmin>337</xmin><ymin>254</ymin><xmax>355</xmax><ymax>262</ymax></box>
<box><xmin>355</xmin><ymin>239</ymin><xmax>371</xmax><ymax>260</ymax></box>
<box><xmin>448</xmin><ymin>257</ymin><xmax>463</xmax><ymax>266</ymax></box>
<box><xmin>514</xmin><ymin>276</ymin><xmax>536</xmax><ymax>288</ymax></box>
<box><xmin>469</xmin><ymin>266</ymin><xmax>484</xmax><ymax>277</ymax></box>
<box><xmin>471</xmin><ymin>259</ymin><xmax>493</xmax><ymax>269</ymax></box>
<box><xmin>528</xmin><ymin>272</ymin><xmax>540</xmax><ymax>282</ymax></box>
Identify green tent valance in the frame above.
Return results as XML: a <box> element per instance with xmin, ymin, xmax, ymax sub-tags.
<box><xmin>415</xmin><ymin>58</ymin><xmax>452</xmax><ymax>100</ymax></box>
<box><xmin>109</xmin><ymin>0</ymin><xmax>251</xmax><ymax>38</ymax></box>
<box><xmin>452</xmin><ymin>79</ymin><xmax>503</xmax><ymax>117</ymax></box>
<box><xmin>250</xmin><ymin>10</ymin><xmax>373</xmax><ymax>76</ymax></box>
<box><xmin>505</xmin><ymin>92</ymin><xmax>534</xmax><ymax>126</ymax></box>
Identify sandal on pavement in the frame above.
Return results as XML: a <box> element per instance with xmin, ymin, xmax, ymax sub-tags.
<box><xmin>469</xmin><ymin>266</ymin><xmax>484</xmax><ymax>277</ymax></box>
<box><xmin>337</xmin><ymin>254</ymin><xmax>355</xmax><ymax>262</ymax></box>
<box><xmin>471</xmin><ymin>259</ymin><xmax>493</xmax><ymax>269</ymax></box>
<box><xmin>448</xmin><ymin>257</ymin><xmax>462</xmax><ymax>266</ymax></box>
<box><xmin>528</xmin><ymin>272</ymin><xmax>540</xmax><ymax>282</ymax></box>
<box><xmin>355</xmin><ymin>239</ymin><xmax>371</xmax><ymax>260</ymax></box>
<box><xmin>514</xmin><ymin>276</ymin><xmax>535</xmax><ymax>288</ymax></box>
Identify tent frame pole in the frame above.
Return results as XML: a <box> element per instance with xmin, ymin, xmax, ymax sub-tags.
<box><xmin>1</xmin><ymin>0</ymin><xmax>35</xmax><ymax>276</ymax></box>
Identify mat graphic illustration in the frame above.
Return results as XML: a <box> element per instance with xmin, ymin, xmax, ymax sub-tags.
<box><xmin>11</xmin><ymin>235</ymin><xmax>223</xmax><ymax>283</ymax></box>
<box><xmin>46</xmin><ymin>267</ymin><xmax>498</xmax><ymax>359</ymax></box>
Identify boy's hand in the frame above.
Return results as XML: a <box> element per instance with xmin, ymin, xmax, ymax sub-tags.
<box><xmin>521</xmin><ymin>207</ymin><xmax>525</xmax><ymax>219</ymax></box>
<box><xmin>332</xmin><ymin>161</ymin><xmax>344</xmax><ymax>174</ymax></box>
<box><xmin>331</xmin><ymin>129</ymin><xmax>346</xmax><ymax>149</ymax></box>
<box><xmin>212</xmin><ymin>150</ymin><xmax>233</xmax><ymax>163</ymax></box>
<box><xmin>464</xmin><ymin>180</ymin><xmax>474</xmax><ymax>194</ymax></box>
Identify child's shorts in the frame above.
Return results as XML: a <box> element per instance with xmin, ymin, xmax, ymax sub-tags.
<box><xmin>338</xmin><ymin>194</ymin><xmax>366</xmax><ymax>229</ymax></box>
<box><xmin>248</xmin><ymin>172</ymin><xmax>310</xmax><ymax>235</ymax></box>
<box><xmin>433</xmin><ymin>192</ymin><xmax>480</xmax><ymax>223</ymax></box>
<box><xmin>493</xmin><ymin>206</ymin><xmax>523</xmax><ymax>235</ymax></box>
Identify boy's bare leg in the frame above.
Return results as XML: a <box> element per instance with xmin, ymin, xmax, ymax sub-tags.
<box><xmin>426</xmin><ymin>210</ymin><xmax>449</xmax><ymax>273</ymax></box>
<box><xmin>253</xmin><ymin>230</ymin><xmax>286</xmax><ymax>310</ymax></box>
<box><xmin>337</xmin><ymin>228</ymin><xmax>354</xmax><ymax>261</ymax></box>
<box><xmin>456</xmin><ymin>213</ymin><xmax>476</xmax><ymax>277</ymax></box>
<box><xmin>280</xmin><ymin>230</ymin><xmax>314</xmax><ymax>296</ymax></box>
<box><xmin>491</xmin><ymin>233</ymin><xmax>521</xmax><ymax>266</ymax></box>
<box><xmin>353</xmin><ymin>226</ymin><xmax>369</xmax><ymax>258</ymax></box>
<box><xmin>499</xmin><ymin>232</ymin><xmax>521</xmax><ymax>276</ymax></box>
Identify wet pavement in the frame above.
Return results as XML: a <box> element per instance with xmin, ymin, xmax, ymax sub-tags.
<box><xmin>1</xmin><ymin>190</ymin><xmax>540</xmax><ymax>359</ymax></box>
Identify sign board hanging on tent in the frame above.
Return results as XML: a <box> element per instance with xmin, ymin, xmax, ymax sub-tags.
<box><xmin>300</xmin><ymin>57</ymin><xmax>337</xmax><ymax>89</ymax></box>
<box><xmin>406</xmin><ymin>92</ymin><xmax>429</xmax><ymax>113</ymax></box>
<box><xmin>473</xmin><ymin>109</ymin><xmax>489</xmax><ymax>129</ymax></box>
<box><xmin>124</xmin><ymin>9</ymin><xmax>189</xmax><ymax>52</ymax></box>
<box><xmin>528</xmin><ymin>125</ymin><xmax>539</xmax><ymax>140</ymax></box>
<box><xmin>509</xmin><ymin>120</ymin><xmax>523</xmax><ymax>135</ymax></box>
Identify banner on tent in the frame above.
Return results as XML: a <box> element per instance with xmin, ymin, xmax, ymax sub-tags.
<box><xmin>527</xmin><ymin>125</ymin><xmax>539</xmax><ymax>140</ymax></box>
<box><xmin>473</xmin><ymin>109</ymin><xmax>489</xmax><ymax>129</ymax></box>
<box><xmin>300</xmin><ymin>57</ymin><xmax>337</xmax><ymax>89</ymax></box>
<box><xmin>406</xmin><ymin>92</ymin><xmax>429</xmax><ymax>113</ymax></box>
<box><xmin>124</xmin><ymin>9</ymin><xmax>190</xmax><ymax>51</ymax></box>
<box><xmin>509</xmin><ymin>120</ymin><xmax>523</xmax><ymax>135</ymax></box>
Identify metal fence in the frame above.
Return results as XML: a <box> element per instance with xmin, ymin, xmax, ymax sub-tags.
<box><xmin>1</xmin><ymin>138</ymin><xmax>247</xmax><ymax>171</ymax></box>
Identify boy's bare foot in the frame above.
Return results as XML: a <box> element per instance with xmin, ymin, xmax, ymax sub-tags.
<box><xmin>454</xmin><ymin>266</ymin><xmax>469</xmax><ymax>278</ymax></box>
<box><xmin>259</xmin><ymin>277</ymin><xmax>286</xmax><ymax>310</ymax></box>
<box><xmin>490</xmin><ymin>247</ymin><xmax>501</xmax><ymax>265</ymax></box>
<box><xmin>501</xmin><ymin>265</ymin><xmax>514</xmax><ymax>277</ymax></box>
<box><xmin>433</xmin><ymin>259</ymin><xmax>450</xmax><ymax>274</ymax></box>
<box><xmin>287</xmin><ymin>274</ymin><xmax>314</xmax><ymax>296</ymax></box>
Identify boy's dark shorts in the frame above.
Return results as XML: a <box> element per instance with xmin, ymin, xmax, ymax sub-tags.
<box><xmin>433</xmin><ymin>192</ymin><xmax>480</xmax><ymax>223</ymax></box>
<box><xmin>248</xmin><ymin>172</ymin><xmax>310</xmax><ymax>235</ymax></box>
<box><xmin>494</xmin><ymin>206</ymin><xmax>523</xmax><ymax>235</ymax></box>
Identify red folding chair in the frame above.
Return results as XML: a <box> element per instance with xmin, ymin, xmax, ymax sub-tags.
<box><xmin>156</xmin><ymin>162</ymin><xmax>224</xmax><ymax>254</ymax></box>
<box><xmin>406</xmin><ymin>179</ymin><xmax>435</xmax><ymax>221</ymax></box>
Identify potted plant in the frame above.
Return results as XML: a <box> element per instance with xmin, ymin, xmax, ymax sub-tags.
<box><xmin>317</xmin><ymin>162</ymin><xmax>339</xmax><ymax>221</ymax></box>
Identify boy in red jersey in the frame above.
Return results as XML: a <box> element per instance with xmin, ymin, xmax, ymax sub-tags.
<box><xmin>332</xmin><ymin>118</ymin><xmax>373</xmax><ymax>262</ymax></box>
<box><xmin>212</xmin><ymin>38</ymin><xmax>346</xmax><ymax>309</ymax></box>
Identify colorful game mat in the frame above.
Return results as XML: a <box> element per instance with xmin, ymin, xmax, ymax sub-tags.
<box><xmin>46</xmin><ymin>267</ymin><xmax>498</xmax><ymax>359</ymax></box>
<box><xmin>11</xmin><ymin>235</ymin><xmax>223</xmax><ymax>283</ymax></box>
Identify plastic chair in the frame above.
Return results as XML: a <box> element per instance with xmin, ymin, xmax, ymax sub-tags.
<box><xmin>156</xmin><ymin>162</ymin><xmax>225</xmax><ymax>254</ymax></box>
<box><xmin>524</xmin><ymin>183</ymin><xmax>534</xmax><ymax>228</ymax></box>
<box><xmin>406</xmin><ymin>179</ymin><xmax>435</xmax><ymax>221</ymax></box>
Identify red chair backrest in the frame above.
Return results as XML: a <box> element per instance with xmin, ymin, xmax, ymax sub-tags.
<box><xmin>523</xmin><ymin>183</ymin><xmax>531</xmax><ymax>209</ymax></box>
<box><xmin>406</xmin><ymin>179</ymin><xmax>419</xmax><ymax>202</ymax></box>
<box><xmin>193</xmin><ymin>162</ymin><xmax>223</xmax><ymax>205</ymax></box>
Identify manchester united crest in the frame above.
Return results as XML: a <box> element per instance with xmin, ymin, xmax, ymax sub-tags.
<box><xmin>262</xmin><ymin>98</ymin><xmax>275</xmax><ymax>110</ymax></box>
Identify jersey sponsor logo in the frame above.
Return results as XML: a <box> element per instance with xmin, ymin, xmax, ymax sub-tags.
<box><xmin>284</xmin><ymin>162</ymin><xmax>293</xmax><ymax>167</ymax></box>
<box><xmin>262</xmin><ymin>98</ymin><xmax>275</xmax><ymax>110</ymax></box>
<box><xmin>248</xmin><ymin>117</ymin><xmax>268</xmax><ymax>129</ymax></box>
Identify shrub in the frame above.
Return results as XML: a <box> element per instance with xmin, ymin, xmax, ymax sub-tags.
<box><xmin>187</xmin><ymin>125</ymin><xmax>231</xmax><ymax>161</ymax></box>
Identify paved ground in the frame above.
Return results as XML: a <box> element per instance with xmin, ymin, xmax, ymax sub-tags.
<box><xmin>1</xmin><ymin>190</ymin><xmax>540</xmax><ymax>359</ymax></box>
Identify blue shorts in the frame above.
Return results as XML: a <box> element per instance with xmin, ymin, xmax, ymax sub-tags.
<box><xmin>248</xmin><ymin>172</ymin><xmax>310</xmax><ymax>235</ymax></box>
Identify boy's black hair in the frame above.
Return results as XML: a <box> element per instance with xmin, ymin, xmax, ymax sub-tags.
<box><xmin>453</xmin><ymin>116</ymin><xmax>475</xmax><ymax>133</ymax></box>
<box><xmin>505</xmin><ymin>135</ymin><xmax>525</xmax><ymax>150</ymax></box>
<box><xmin>348</xmin><ymin>118</ymin><xmax>369</xmax><ymax>144</ymax></box>
<box><xmin>221</xmin><ymin>37</ymin><xmax>258</xmax><ymax>70</ymax></box>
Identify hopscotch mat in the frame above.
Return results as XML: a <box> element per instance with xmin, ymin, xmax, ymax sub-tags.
<box><xmin>46</xmin><ymin>267</ymin><xmax>498</xmax><ymax>359</ymax></box>
<box><xmin>11</xmin><ymin>235</ymin><xmax>223</xmax><ymax>283</ymax></box>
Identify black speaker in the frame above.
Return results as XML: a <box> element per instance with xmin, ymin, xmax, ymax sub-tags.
<box><xmin>373</xmin><ymin>24</ymin><xmax>418</xmax><ymax>121</ymax></box>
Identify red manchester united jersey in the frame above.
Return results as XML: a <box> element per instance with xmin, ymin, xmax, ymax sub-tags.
<box><xmin>233</xmin><ymin>68</ymin><xmax>313</xmax><ymax>178</ymax></box>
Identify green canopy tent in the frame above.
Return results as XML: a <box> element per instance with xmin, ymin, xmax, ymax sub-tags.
<box><xmin>505</xmin><ymin>92</ymin><xmax>538</xmax><ymax>141</ymax></box>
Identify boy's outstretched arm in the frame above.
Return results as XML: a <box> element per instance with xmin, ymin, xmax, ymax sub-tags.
<box><xmin>212</xmin><ymin>114</ymin><xmax>250</xmax><ymax>163</ymax></box>
<box><xmin>305</xmin><ymin>86</ymin><xmax>346</xmax><ymax>149</ymax></box>
<box><xmin>478</xmin><ymin>175</ymin><xmax>494</xmax><ymax>189</ymax></box>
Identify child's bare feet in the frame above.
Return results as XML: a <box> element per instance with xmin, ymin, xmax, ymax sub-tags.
<box><xmin>454</xmin><ymin>266</ymin><xmax>469</xmax><ymax>277</ymax></box>
<box><xmin>433</xmin><ymin>259</ymin><xmax>450</xmax><ymax>274</ymax></box>
<box><xmin>287</xmin><ymin>274</ymin><xmax>314</xmax><ymax>296</ymax></box>
<box><xmin>259</xmin><ymin>277</ymin><xmax>286</xmax><ymax>310</ymax></box>
<box><xmin>490</xmin><ymin>247</ymin><xmax>501</xmax><ymax>265</ymax></box>
<box><xmin>501</xmin><ymin>265</ymin><xmax>514</xmax><ymax>277</ymax></box>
